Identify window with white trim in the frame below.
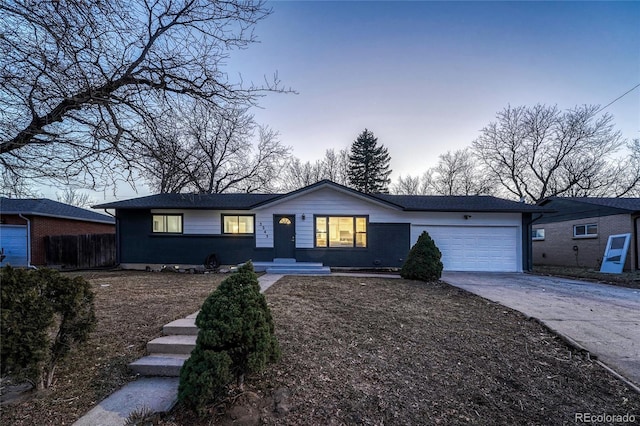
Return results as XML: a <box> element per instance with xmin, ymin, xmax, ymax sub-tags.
<box><xmin>532</xmin><ymin>228</ymin><xmax>545</xmax><ymax>241</ymax></box>
<box><xmin>573</xmin><ymin>223</ymin><xmax>597</xmax><ymax>238</ymax></box>
<box><xmin>152</xmin><ymin>214</ymin><xmax>183</xmax><ymax>233</ymax></box>
<box><xmin>223</xmin><ymin>215</ymin><xmax>254</xmax><ymax>234</ymax></box>
<box><xmin>315</xmin><ymin>216</ymin><xmax>367</xmax><ymax>248</ymax></box>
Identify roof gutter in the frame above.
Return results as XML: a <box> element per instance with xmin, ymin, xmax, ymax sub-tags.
<box><xmin>18</xmin><ymin>214</ymin><xmax>37</xmax><ymax>269</ymax></box>
<box><xmin>103</xmin><ymin>209</ymin><xmax>121</xmax><ymax>267</ymax></box>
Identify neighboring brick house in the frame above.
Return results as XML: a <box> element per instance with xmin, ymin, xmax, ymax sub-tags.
<box><xmin>533</xmin><ymin>197</ymin><xmax>640</xmax><ymax>271</ymax></box>
<box><xmin>0</xmin><ymin>197</ymin><xmax>115</xmax><ymax>267</ymax></box>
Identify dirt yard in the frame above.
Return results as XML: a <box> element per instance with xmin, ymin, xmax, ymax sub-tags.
<box><xmin>164</xmin><ymin>275</ymin><xmax>640</xmax><ymax>425</ymax></box>
<box><xmin>2</xmin><ymin>272</ymin><xmax>639</xmax><ymax>425</ymax></box>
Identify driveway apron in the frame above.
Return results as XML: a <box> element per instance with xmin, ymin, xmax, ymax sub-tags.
<box><xmin>442</xmin><ymin>272</ymin><xmax>640</xmax><ymax>388</ymax></box>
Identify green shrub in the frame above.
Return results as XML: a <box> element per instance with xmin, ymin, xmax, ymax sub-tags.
<box><xmin>0</xmin><ymin>266</ymin><xmax>96</xmax><ymax>389</ymax></box>
<box><xmin>401</xmin><ymin>231</ymin><xmax>444</xmax><ymax>282</ymax></box>
<box><xmin>178</xmin><ymin>261</ymin><xmax>280</xmax><ymax>414</ymax></box>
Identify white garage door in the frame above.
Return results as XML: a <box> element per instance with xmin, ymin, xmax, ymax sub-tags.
<box><xmin>0</xmin><ymin>225</ymin><xmax>29</xmax><ymax>267</ymax></box>
<box><xmin>411</xmin><ymin>225</ymin><xmax>520</xmax><ymax>272</ymax></box>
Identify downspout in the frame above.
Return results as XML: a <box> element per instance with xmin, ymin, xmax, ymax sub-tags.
<box><xmin>103</xmin><ymin>209</ymin><xmax>120</xmax><ymax>266</ymax></box>
<box><xmin>523</xmin><ymin>213</ymin><xmax>545</xmax><ymax>272</ymax></box>
<box><xmin>635</xmin><ymin>215</ymin><xmax>639</xmax><ymax>271</ymax></box>
<box><xmin>18</xmin><ymin>214</ymin><xmax>37</xmax><ymax>269</ymax></box>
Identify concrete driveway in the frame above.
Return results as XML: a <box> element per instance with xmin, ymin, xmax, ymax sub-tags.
<box><xmin>442</xmin><ymin>272</ymin><xmax>640</xmax><ymax>389</ymax></box>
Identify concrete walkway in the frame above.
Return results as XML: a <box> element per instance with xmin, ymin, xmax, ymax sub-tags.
<box><xmin>442</xmin><ymin>272</ymin><xmax>640</xmax><ymax>390</ymax></box>
<box><xmin>73</xmin><ymin>273</ymin><xmax>285</xmax><ymax>426</ymax></box>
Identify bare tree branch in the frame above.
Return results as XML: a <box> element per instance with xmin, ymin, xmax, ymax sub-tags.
<box><xmin>472</xmin><ymin>104</ymin><xmax>626</xmax><ymax>202</ymax></box>
<box><xmin>134</xmin><ymin>99</ymin><xmax>290</xmax><ymax>193</ymax></box>
<box><xmin>1</xmin><ymin>0</ymin><xmax>287</xmax><ymax>190</ymax></box>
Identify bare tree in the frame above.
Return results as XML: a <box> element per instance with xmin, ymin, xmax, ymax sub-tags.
<box><xmin>0</xmin><ymin>169</ymin><xmax>40</xmax><ymax>198</ymax></box>
<box><xmin>322</xmin><ymin>148</ymin><xmax>350</xmax><ymax>186</ymax></box>
<box><xmin>136</xmin><ymin>100</ymin><xmax>290</xmax><ymax>193</ymax></box>
<box><xmin>432</xmin><ymin>149</ymin><xmax>493</xmax><ymax>195</ymax></box>
<box><xmin>56</xmin><ymin>188</ymin><xmax>95</xmax><ymax>208</ymax></box>
<box><xmin>0</xmin><ymin>0</ymin><xmax>281</xmax><ymax>189</ymax></box>
<box><xmin>392</xmin><ymin>172</ymin><xmax>434</xmax><ymax>195</ymax></box>
<box><xmin>279</xmin><ymin>148</ymin><xmax>351</xmax><ymax>191</ymax></box>
<box><xmin>279</xmin><ymin>158</ymin><xmax>323</xmax><ymax>192</ymax></box>
<box><xmin>472</xmin><ymin>104</ymin><xmax>627</xmax><ymax>202</ymax></box>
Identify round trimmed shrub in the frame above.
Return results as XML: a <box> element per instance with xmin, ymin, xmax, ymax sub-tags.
<box><xmin>401</xmin><ymin>231</ymin><xmax>444</xmax><ymax>281</ymax></box>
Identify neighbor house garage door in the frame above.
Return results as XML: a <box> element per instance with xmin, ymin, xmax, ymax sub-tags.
<box><xmin>0</xmin><ymin>225</ymin><xmax>29</xmax><ymax>267</ymax></box>
<box><xmin>411</xmin><ymin>225</ymin><xmax>520</xmax><ymax>272</ymax></box>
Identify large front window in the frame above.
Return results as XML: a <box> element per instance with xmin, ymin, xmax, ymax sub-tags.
<box><xmin>223</xmin><ymin>215</ymin><xmax>254</xmax><ymax>234</ymax></box>
<box><xmin>315</xmin><ymin>216</ymin><xmax>367</xmax><ymax>248</ymax></box>
<box><xmin>153</xmin><ymin>214</ymin><xmax>183</xmax><ymax>233</ymax></box>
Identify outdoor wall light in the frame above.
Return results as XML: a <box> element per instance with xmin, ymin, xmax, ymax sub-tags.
<box><xmin>301</xmin><ymin>214</ymin><xmax>306</xmax><ymax>220</ymax></box>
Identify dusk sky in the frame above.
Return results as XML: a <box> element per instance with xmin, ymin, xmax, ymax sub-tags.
<box><xmin>232</xmin><ymin>0</ymin><xmax>640</xmax><ymax>178</ymax></box>
<box><xmin>39</xmin><ymin>0</ymin><xmax>640</xmax><ymax>202</ymax></box>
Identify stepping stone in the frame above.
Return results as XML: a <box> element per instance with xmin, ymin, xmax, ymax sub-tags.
<box><xmin>147</xmin><ymin>335</ymin><xmax>196</xmax><ymax>355</ymax></box>
<box><xmin>129</xmin><ymin>354</ymin><xmax>190</xmax><ymax>377</ymax></box>
<box><xmin>72</xmin><ymin>377</ymin><xmax>179</xmax><ymax>426</ymax></box>
<box><xmin>163</xmin><ymin>318</ymin><xmax>198</xmax><ymax>335</ymax></box>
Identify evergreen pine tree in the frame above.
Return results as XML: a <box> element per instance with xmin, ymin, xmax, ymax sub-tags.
<box><xmin>347</xmin><ymin>129</ymin><xmax>392</xmax><ymax>193</ymax></box>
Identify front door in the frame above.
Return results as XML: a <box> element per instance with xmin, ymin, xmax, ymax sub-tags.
<box><xmin>274</xmin><ymin>215</ymin><xmax>296</xmax><ymax>259</ymax></box>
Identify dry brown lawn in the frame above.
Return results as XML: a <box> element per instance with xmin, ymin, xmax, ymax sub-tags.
<box><xmin>533</xmin><ymin>265</ymin><xmax>640</xmax><ymax>289</ymax></box>
<box><xmin>1</xmin><ymin>270</ymin><xmax>223</xmax><ymax>425</ymax></box>
<box><xmin>2</xmin><ymin>272</ymin><xmax>639</xmax><ymax>425</ymax></box>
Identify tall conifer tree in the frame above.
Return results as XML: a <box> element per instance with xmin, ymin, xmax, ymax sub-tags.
<box><xmin>348</xmin><ymin>129</ymin><xmax>392</xmax><ymax>193</ymax></box>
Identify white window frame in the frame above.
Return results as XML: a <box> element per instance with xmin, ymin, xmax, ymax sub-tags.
<box><xmin>315</xmin><ymin>215</ymin><xmax>367</xmax><ymax>248</ymax></box>
<box><xmin>222</xmin><ymin>214</ymin><xmax>255</xmax><ymax>235</ymax></box>
<box><xmin>573</xmin><ymin>223</ymin><xmax>598</xmax><ymax>238</ymax></box>
<box><xmin>532</xmin><ymin>228</ymin><xmax>545</xmax><ymax>241</ymax></box>
<box><xmin>152</xmin><ymin>214</ymin><xmax>183</xmax><ymax>234</ymax></box>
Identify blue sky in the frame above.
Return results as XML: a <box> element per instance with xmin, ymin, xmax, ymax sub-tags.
<box><xmin>40</xmin><ymin>0</ymin><xmax>640</xmax><ymax>202</ymax></box>
<box><xmin>230</xmin><ymin>0</ymin><xmax>640</xmax><ymax>178</ymax></box>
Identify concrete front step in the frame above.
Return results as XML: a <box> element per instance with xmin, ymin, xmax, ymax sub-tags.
<box><xmin>129</xmin><ymin>354</ymin><xmax>190</xmax><ymax>377</ymax></box>
<box><xmin>72</xmin><ymin>377</ymin><xmax>179</xmax><ymax>426</ymax></box>
<box><xmin>147</xmin><ymin>335</ymin><xmax>196</xmax><ymax>355</ymax></box>
<box><xmin>251</xmin><ymin>259</ymin><xmax>327</xmax><ymax>272</ymax></box>
<box><xmin>163</xmin><ymin>317</ymin><xmax>198</xmax><ymax>336</ymax></box>
<box><xmin>265</xmin><ymin>266</ymin><xmax>331</xmax><ymax>275</ymax></box>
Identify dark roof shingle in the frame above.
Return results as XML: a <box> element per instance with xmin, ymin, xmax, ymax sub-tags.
<box><xmin>94</xmin><ymin>182</ymin><xmax>543</xmax><ymax>213</ymax></box>
<box><xmin>1</xmin><ymin>197</ymin><xmax>115</xmax><ymax>224</ymax></box>
<box><xmin>93</xmin><ymin>193</ymin><xmax>280</xmax><ymax>210</ymax></box>
<box><xmin>541</xmin><ymin>197</ymin><xmax>640</xmax><ymax>212</ymax></box>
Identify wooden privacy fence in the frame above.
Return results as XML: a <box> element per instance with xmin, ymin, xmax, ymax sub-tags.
<box><xmin>45</xmin><ymin>234</ymin><xmax>116</xmax><ymax>269</ymax></box>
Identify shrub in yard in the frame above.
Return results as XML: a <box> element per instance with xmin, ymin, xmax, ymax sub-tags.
<box><xmin>401</xmin><ymin>231</ymin><xmax>444</xmax><ymax>281</ymax></box>
<box><xmin>178</xmin><ymin>261</ymin><xmax>280</xmax><ymax>414</ymax></box>
<box><xmin>0</xmin><ymin>266</ymin><xmax>96</xmax><ymax>389</ymax></box>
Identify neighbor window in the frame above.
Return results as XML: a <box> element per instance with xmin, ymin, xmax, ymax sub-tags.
<box><xmin>152</xmin><ymin>214</ymin><xmax>183</xmax><ymax>233</ymax></box>
<box><xmin>223</xmin><ymin>215</ymin><xmax>254</xmax><ymax>234</ymax></box>
<box><xmin>315</xmin><ymin>216</ymin><xmax>367</xmax><ymax>248</ymax></box>
<box><xmin>532</xmin><ymin>229</ymin><xmax>545</xmax><ymax>241</ymax></box>
<box><xmin>574</xmin><ymin>223</ymin><xmax>597</xmax><ymax>238</ymax></box>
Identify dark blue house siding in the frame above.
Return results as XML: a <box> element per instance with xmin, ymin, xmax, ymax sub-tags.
<box><xmin>296</xmin><ymin>223</ymin><xmax>411</xmax><ymax>268</ymax></box>
<box><xmin>117</xmin><ymin>210</ymin><xmax>272</xmax><ymax>265</ymax></box>
<box><xmin>117</xmin><ymin>210</ymin><xmax>409</xmax><ymax>267</ymax></box>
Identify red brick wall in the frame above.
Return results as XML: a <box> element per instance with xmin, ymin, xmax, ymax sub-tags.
<box><xmin>1</xmin><ymin>215</ymin><xmax>115</xmax><ymax>266</ymax></box>
<box><xmin>532</xmin><ymin>214</ymin><xmax>636</xmax><ymax>271</ymax></box>
<box><xmin>1</xmin><ymin>214</ymin><xmax>27</xmax><ymax>226</ymax></box>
